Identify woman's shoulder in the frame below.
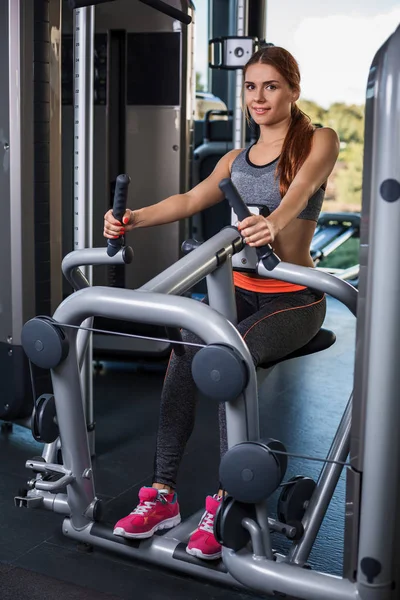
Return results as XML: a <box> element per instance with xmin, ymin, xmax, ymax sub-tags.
<box><xmin>223</xmin><ymin>148</ymin><xmax>246</xmax><ymax>173</ymax></box>
<box><xmin>312</xmin><ymin>126</ymin><xmax>340</xmax><ymax>145</ymax></box>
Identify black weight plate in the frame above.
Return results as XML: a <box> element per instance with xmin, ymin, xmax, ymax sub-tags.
<box><xmin>37</xmin><ymin>395</ymin><xmax>59</xmax><ymax>443</ymax></box>
<box><xmin>31</xmin><ymin>396</ymin><xmax>46</xmax><ymax>442</ymax></box>
<box><xmin>214</xmin><ymin>496</ymin><xmax>233</xmax><ymax>545</ymax></box>
<box><xmin>277</xmin><ymin>476</ymin><xmax>316</xmax><ymax>524</ymax></box>
<box><xmin>216</xmin><ymin>495</ymin><xmax>256</xmax><ymax>551</ymax></box>
<box><xmin>219</xmin><ymin>442</ymin><xmax>282</xmax><ymax>504</ymax></box>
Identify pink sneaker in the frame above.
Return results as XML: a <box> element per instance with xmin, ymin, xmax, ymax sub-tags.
<box><xmin>186</xmin><ymin>495</ymin><xmax>222</xmax><ymax>560</ymax></box>
<box><xmin>113</xmin><ymin>487</ymin><xmax>181</xmax><ymax>539</ymax></box>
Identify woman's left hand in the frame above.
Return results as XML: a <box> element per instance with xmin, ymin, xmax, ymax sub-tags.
<box><xmin>238</xmin><ymin>215</ymin><xmax>278</xmax><ymax>247</ymax></box>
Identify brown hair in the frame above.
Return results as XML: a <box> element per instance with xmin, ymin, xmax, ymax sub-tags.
<box><xmin>243</xmin><ymin>46</ymin><xmax>315</xmax><ymax>197</ymax></box>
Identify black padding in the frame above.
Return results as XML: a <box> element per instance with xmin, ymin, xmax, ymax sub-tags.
<box><xmin>21</xmin><ymin>317</ymin><xmax>69</xmax><ymax>369</ymax></box>
<box><xmin>360</xmin><ymin>557</ymin><xmax>382</xmax><ymax>584</ymax></box>
<box><xmin>219</xmin><ymin>440</ymin><xmax>286</xmax><ymax>503</ymax></box>
<box><xmin>191</xmin><ymin>344</ymin><xmax>248</xmax><ymax>402</ymax></box>
<box><xmin>380</xmin><ymin>178</ymin><xmax>400</xmax><ymax>203</ymax></box>
<box><xmin>259</xmin><ymin>328</ymin><xmax>336</xmax><ymax>370</ymax></box>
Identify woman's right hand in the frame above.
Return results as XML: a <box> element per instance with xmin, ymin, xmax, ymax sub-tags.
<box><xmin>103</xmin><ymin>209</ymin><xmax>135</xmax><ymax>239</ymax></box>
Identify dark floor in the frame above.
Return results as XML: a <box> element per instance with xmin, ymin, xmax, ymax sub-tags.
<box><xmin>0</xmin><ymin>297</ymin><xmax>355</xmax><ymax>599</ymax></box>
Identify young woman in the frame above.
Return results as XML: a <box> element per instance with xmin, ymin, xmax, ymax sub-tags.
<box><xmin>103</xmin><ymin>46</ymin><xmax>340</xmax><ymax>561</ymax></box>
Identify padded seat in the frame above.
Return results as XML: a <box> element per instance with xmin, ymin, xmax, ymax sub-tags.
<box><xmin>259</xmin><ymin>328</ymin><xmax>336</xmax><ymax>370</ymax></box>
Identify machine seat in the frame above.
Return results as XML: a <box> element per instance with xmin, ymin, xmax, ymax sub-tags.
<box><xmin>259</xmin><ymin>328</ymin><xmax>336</xmax><ymax>370</ymax></box>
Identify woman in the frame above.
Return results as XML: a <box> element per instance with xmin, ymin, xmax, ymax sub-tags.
<box><xmin>103</xmin><ymin>46</ymin><xmax>339</xmax><ymax>560</ymax></box>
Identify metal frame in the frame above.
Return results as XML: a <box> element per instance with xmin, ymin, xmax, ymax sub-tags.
<box><xmin>73</xmin><ymin>6</ymin><xmax>95</xmax><ymax>450</ymax></box>
<box><xmin>15</xmin><ymin>15</ymin><xmax>400</xmax><ymax>600</ymax></box>
<box><xmin>1</xmin><ymin>0</ymin><xmax>62</xmax><ymax>424</ymax></box>
<box><xmin>18</xmin><ymin>224</ymin><xmax>359</xmax><ymax>596</ymax></box>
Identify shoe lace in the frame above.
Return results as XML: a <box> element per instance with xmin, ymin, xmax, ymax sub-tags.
<box><xmin>131</xmin><ymin>491</ymin><xmax>168</xmax><ymax>516</ymax></box>
<box><xmin>199</xmin><ymin>510</ymin><xmax>215</xmax><ymax>534</ymax></box>
<box><xmin>131</xmin><ymin>500</ymin><xmax>157</xmax><ymax>516</ymax></box>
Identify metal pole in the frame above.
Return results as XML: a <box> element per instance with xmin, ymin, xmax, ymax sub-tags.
<box><xmin>73</xmin><ymin>6</ymin><xmax>95</xmax><ymax>452</ymax></box>
<box><xmin>355</xmin><ymin>25</ymin><xmax>400</xmax><ymax>600</ymax></box>
<box><xmin>233</xmin><ymin>0</ymin><xmax>248</xmax><ymax>149</ymax></box>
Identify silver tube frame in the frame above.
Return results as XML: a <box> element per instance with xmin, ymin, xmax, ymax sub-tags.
<box><xmin>257</xmin><ymin>261</ymin><xmax>358</xmax><ymax>316</ymax></box>
<box><xmin>233</xmin><ymin>0</ymin><xmax>248</xmax><ymax>150</ymax></box>
<box><xmin>354</xmin><ymin>24</ymin><xmax>400</xmax><ymax>599</ymax></box>
<box><xmin>287</xmin><ymin>395</ymin><xmax>353</xmax><ymax>566</ymax></box>
<box><xmin>73</xmin><ymin>6</ymin><xmax>95</xmax><ymax>434</ymax></box>
<box><xmin>50</xmin><ymin>288</ymin><xmax>259</xmax><ymax>529</ymax></box>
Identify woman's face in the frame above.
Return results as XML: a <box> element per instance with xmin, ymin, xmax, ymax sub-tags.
<box><xmin>244</xmin><ymin>62</ymin><xmax>298</xmax><ymax>127</ymax></box>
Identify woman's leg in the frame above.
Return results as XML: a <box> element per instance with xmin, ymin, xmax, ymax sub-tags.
<box><xmin>154</xmin><ymin>287</ymin><xmax>258</xmax><ymax>489</ymax></box>
<box><xmin>238</xmin><ymin>288</ymin><xmax>326</xmax><ymax>366</ymax></box>
<box><xmin>153</xmin><ymin>329</ymin><xmax>203</xmax><ymax>490</ymax></box>
<box><xmin>218</xmin><ymin>288</ymin><xmax>326</xmax><ymax>457</ymax></box>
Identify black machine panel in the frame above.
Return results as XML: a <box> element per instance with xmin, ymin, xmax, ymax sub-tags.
<box><xmin>126</xmin><ymin>32</ymin><xmax>180</xmax><ymax>106</ymax></box>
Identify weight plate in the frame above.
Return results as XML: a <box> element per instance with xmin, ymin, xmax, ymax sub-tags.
<box><xmin>277</xmin><ymin>476</ymin><xmax>316</xmax><ymax>524</ymax></box>
<box><xmin>36</xmin><ymin>394</ymin><xmax>59</xmax><ymax>444</ymax></box>
<box><xmin>215</xmin><ymin>495</ymin><xmax>256</xmax><ymax>551</ymax></box>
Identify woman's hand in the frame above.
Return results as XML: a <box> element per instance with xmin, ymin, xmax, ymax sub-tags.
<box><xmin>238</xmin><ymin>215</ymin><xmax>278</xmax><ymax>247</ymax></box>
<box><xmin>103</xmin><ymin>209</ymin><xmax>135</xmax><ymax>239</ymax></box>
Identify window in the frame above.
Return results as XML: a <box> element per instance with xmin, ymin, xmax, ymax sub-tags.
<box><xmin>266</xmin><ymin>0</ymin><xmax>400</xmax><ymax>212</ymax></box>
<box><xmin>194</xmin><ymin>2</ymin><xmax>209</xmax><ymax>91</ymax></box>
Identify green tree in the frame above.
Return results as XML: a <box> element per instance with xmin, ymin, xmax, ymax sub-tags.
<box><xmin>325</xmin><ymin>103</ymin><xmax>365</xmax><ymax>144</ymax></box>
<box><xmin>298</xmin><ymin>99</ymin><xmax>326</xmax><ymax>126</ymax></box>
<box><xmin>298</xmin><ymin>98</ymin><xmax>365</xmax><ymax>210</ymax></box>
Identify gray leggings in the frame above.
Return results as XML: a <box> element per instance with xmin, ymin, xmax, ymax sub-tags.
<box><xmin>153</xmin><ymin>286</ymin><xmax>326</xmax><ymax>488</ymax></box>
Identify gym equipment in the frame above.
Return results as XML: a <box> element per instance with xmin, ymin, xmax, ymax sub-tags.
<box><xmin>62</xmin><ymin>0</ymin><xmax>195</xmax><ymax>451</ymax></box>
<box><xmin>16</xmin><ymin>165</ymin><xmax>358</xmax><ymax>596</ymax></box>
<box><xmin>14</xmin><ymin>10</ymin><xmax>400</xmax><ymax>600</ymax></box>
<box><xmin>17</xmin><ymin>197</ymin><xmax>352</xmax><ymax>589</ymax></box>
<box><xmin>63</xmin><ymin>0</ymin><xmax>195</xmax><ymax>293</ymax></box>
<box><xmin>0</xmin><ymin>0</ymin><xmax>63</xmax><ymax>426</ymax></box>
<box><xmin>215</xmin><ymin>24</ymin><xmax>400</xmax><ymax>598</ymax></box>
<box><xmin>16</xmin><ymin>18</ymin><xmax>400</xmax><ymax>592</ymax></box>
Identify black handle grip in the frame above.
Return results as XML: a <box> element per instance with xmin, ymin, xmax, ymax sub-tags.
<box><xmin>138</xmin><ymin>0</ymin><xmax>192</xmax><ymax>24</ymax></box>
<box><xmin>219</xmin><ymin>178</ymin><xmax>251</xmax><ymax>221</ymax></box>
<box><xmin>68</xmin><ymin>0</ymin><xmax>116</xmax><ymax>8</ymax></box>
<box><xmin>112</xmin><ymin>174</ymin><xmax>131</xmax><ymax>222</ymax></box>
<box><xmin>181</xmin><ymin>239</ymin><xmax>202</xmax><ymax>255</ymax></box>
<box><xmin>218</xmin><ymin>178</ymin><xmax>280</xmax><ymax>271</ymax></box>
<box><xmin>107</xmin><ymin>174</ymin><xmax>131</xmax><ymax>258</ymax></box>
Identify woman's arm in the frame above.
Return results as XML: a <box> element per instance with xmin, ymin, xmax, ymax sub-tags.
<box><xmin>239</xmin><ymin>128</ymin><xmax>340</xmax><ymax>245</ymax></box>
<box><xmin>104</xmin><ymin>149</ymin><xmax>240</xmax><ymax>238</ymax></box>
<box><xmin>266</xmin><ymin>127</ymin><xmax>340</xmax><ymax>233</ymax></box>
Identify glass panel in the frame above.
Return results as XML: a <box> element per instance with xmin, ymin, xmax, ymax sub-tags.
<box><xmin>194</xmin><ymin>1</ymin><xmax>209</xmax><ymax>92</ymax></box>
<box><xmin>266</xmin><ymin>0</ymin><xmax>400</xmax><ymax>214</ymax></box>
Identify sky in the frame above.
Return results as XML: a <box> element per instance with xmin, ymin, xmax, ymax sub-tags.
<box><xmin>195</xmin><ymin>1</ymin><xmax>400</xmax><ymax>108</ymax></box>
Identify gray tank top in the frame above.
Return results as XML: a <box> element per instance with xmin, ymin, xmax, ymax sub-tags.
<box><xmin>230</xmin><ymin>145</ymin><xmax>325</xmax><ymax>222</ymax></box>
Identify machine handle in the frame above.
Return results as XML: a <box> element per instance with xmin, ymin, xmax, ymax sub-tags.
<box><xmin>218</xmin><ymin>178</ymin><xmax>280</xmax><ymax>271</ymax></box>
<box><xmin>107</xmin><ymin>174</ymin><xmax>131</xmax><ymax>257</ymax></box>
<box><xmin>138</xmin><ymin>0</ymin><xmax>192</xmax><ymax>24</ymax></box>
<box><xmin>68</xmin><ymin>0</ymin><xmax>116</xmax><ymax>8</ymax></box>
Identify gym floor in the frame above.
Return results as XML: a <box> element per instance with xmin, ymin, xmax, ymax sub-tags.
<box><xmin>0</xmin><ymin>297</ymin><xmax>355</xmax><ymax>600</ymax></box>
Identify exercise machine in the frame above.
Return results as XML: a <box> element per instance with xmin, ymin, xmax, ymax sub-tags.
<box><xmin>0</xmin><ymin>0</ymin><xmax>63</xmax><ymax>426</ymax></box>
<box><xmin>15</xmin><ymin>21</ymin><xmax>400</xmax><ymax>599</ymax></box>
<box><xmin>17</xmin><ymin>174</ymin><xmax>353</xmax><ymax>590</ymax></box>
